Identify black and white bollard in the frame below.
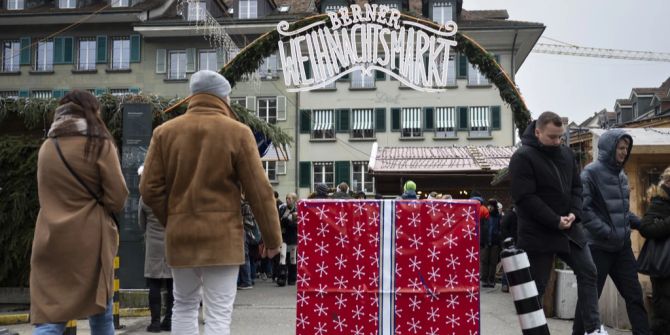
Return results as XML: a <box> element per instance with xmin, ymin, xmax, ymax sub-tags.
<box><xmin>500</xmin><ymin>237</ymin><xmax>550</xmax><ymax>335</ymax></box>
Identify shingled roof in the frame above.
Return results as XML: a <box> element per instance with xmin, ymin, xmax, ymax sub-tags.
<box><xmin>370</xmin><ymin>145</ymin><xmax>516</xmax><ymax>174</ymax></box>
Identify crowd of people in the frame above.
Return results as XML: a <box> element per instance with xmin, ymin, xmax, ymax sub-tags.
<box><xmin>26</xmin><ymin>70</ymin><xmax>670</xmax><ymax>335</ymax></box>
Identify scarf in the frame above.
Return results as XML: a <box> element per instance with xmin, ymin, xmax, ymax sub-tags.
<box><xmin>47</xmin><ymin>102</ymin><xmax>90</xmax><ymax>138</ymax></box>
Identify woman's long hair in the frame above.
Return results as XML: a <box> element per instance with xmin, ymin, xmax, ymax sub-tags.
<box><xmin>58</xmin><ymin>90</ymin><xmax>114</xmax><ymax>160</ymax></box>
<box><xmin>646</xmin><ymin>166</ymin><xmax>670</xmax><ymax>200</ymax></box>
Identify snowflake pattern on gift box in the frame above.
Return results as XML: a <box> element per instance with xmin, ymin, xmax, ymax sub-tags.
<box><xmin>296</xmin><ymin>200</ymin><xmax>479</xmax><ymax>335</ymax></box>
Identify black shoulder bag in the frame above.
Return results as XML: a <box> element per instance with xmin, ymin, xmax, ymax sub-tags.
<box><xmin>52</xmin><ymin>137</ymin><xmax>120</xmax><ymax>230</ymax></box>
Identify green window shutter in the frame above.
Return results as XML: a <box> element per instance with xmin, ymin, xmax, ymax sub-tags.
<box><xmin>186</xmin><ymin>48</ymin><xmax>196</xmax><ymax>73</ymax></box>
<box><xmin>458</xmin><ymin>106</ymin><xmax>468</xmax><ymax>130</ymax></box>
<box><xmin>391</xmin><ymin>108</ymin><xmax>401</xmax><ymax>131</ymax></box>
<box><xmin>299</xmin><ymin>109</ymin><xmax>311</xmax><ymax>134</ymax></box>
<box><xmin>375</xmin><ymin>70</ymin><xmax>385</xmax><ymax>80</ymax></box>
<box><xmin>96</xmin><ymin>36</ymin><xmax>107</xmax><ymax>64</ymax></box>
<box><xmin>458</xmin><ymin>53</ymin><xmax>467</xmax><ymax>78</ymax></box>
<box><xmin>491</xmin><ymin>106</ymin><xmax>501</xmax><ymax>130</ymax></box>
<box><xmin>63</xmin><ymin>37</ymin><xmax>74</xmax><ymax>64</ymax></box>
<box><xmin>334</xmin><ymin>161</ymin><xmax>351</xmax><ymax>186</ymax></box>
<box><xmin>375</xmin><ymin>108</ymin><xmax>386</xmax><ymax>132</ymax></box>
<box><xmin>299</xmin><ymin>161</ymin><xmax>311</xmax><ymax>188</ymax></box>
<box><xmin>94</xmin><ymin>87</ymin><xmax>108</xmax><ymax>96</ymax></box>
<box><xmin>303</xmin><ymin>60</ymin><xmax>311</xmax><ymax>79</ymax></box>
<box><xmin>335</xmin><ymin>108</ymin><xmax>350</xmax><ymax>133</ymax></box>
<box><xmin>424</xmin><ymin>107</ymin><xmax>434</xmax><ymax>130</ymax></box>
<box><xmin>53</xmin><ymin>37</ymin><xmax>64</xmax><ymax>64</ymax></box>
<box><xmin>20</xmin><ymin>37</ymin><xmax>31</xmax><ymax>65</ymax></box>
<box><xmin>156</xmin><ymin>49</ymin><xmax>167</xmax><ymax>74</ymax></box>
<box><xmin>130</xmin><ymin>34</ymin><xmax>141</xmax><ymax>63</ymax></box>
<box><xmin>52</xmin><ymin>89</ymin><xmax>64</xmax><ymax>99</ymax></box>
<box><xmin>129</xmin><ymin>87</ymin><xmax>141</xmax><ymax>94</ymax></box>
<box><xmin>18</xmin><ymin>89</ymin><xmax>30</xmax><ymax>98</ymax></box>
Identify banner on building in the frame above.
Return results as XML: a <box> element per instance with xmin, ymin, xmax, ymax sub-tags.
<box><xmin>296</xmin><ymin>199</ymin><xmax>480</xmax><ymax>335</ymax></box>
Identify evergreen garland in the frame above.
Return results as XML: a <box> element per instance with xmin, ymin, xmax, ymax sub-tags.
<box><xmin>221</xmin><ymin>13</ymin><xmax>532</xmax><ymax>135</ymax></box>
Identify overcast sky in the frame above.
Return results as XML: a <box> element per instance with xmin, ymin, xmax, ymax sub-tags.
<box><xmin>464</xmin><ymin>0</ymin><xmax>670</xmax><ymax>124</ymax></box>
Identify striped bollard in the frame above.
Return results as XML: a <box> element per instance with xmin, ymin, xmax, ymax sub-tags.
<box><xmin>113</xmin><ymin>255</ymin><xmax>124</xmax><ymax>329</ymax></box>
<box><xmin>500</xmin><ymin>237</ymin><xmax>550</xmax><ymax>335</ymax></box>
<box><xmin>63</xmin><ymin>320</ymin><xmax>76</xmax><ymax>335</ymax></box>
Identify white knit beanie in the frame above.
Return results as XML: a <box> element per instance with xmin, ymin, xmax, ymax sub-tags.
<box><xmin>189</xmin><ymin>70</ymin><xmax>231</xmax><ymax>101</ymax></box>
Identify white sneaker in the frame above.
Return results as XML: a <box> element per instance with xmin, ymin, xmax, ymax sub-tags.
<box><xmin>585</xmin><ymin>325</ymin><xmax>609</xmax><ymax>335</ymax></box>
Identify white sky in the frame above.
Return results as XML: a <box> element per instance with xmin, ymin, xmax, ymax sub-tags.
<box><xmin>464</xmin><ymin>0</ymin><xmax>670</xmax><ymax>124</ymax></box>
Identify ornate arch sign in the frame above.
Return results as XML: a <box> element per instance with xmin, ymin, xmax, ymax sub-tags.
<box><xmin>277</xmin><ymin>4</ymin><xmax>458</xmax><ymax>92</ymax></box>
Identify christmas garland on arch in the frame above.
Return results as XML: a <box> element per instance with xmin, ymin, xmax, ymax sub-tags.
<box><xmin>220</xmin><ymin>13</ymin><xmax>532</xmax><ymax>135</ymax></box>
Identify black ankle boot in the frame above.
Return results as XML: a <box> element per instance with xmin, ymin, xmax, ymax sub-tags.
<box><xmin>288</xmin><ymin>264</ymin><xmax>297</xmax><ymax>285</ymax></box>
<box><xmin>276</xmin><ymin>264</ymin><xmax>287</xmax><ymax>287</ymax></box>
<box><xmin>147</xmin><ymin>302</ymin><xmax>162</xmax><ymax>332</ymax></box>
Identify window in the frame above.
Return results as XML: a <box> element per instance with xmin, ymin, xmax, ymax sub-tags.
<box><xmin>239</xmin><ymin>0</ymin><xmax>257</xmax><ymax>19</ymax></box>
<box><xmin>111</xmin><ymin>37</ymin><xmax>130</xmax><ymax>70</ymax></box>
<box><xmin>401</xmin><ymin>108</ymin><xmax>422</xmax><ymax>138</ymax></box>
<box><xmin>311</xmin><ymin>110</ymin><xmax>335</xmax><ymax>139</ymax></box>
<box><xmin>469</xmin><ymin>106</ymin><xmax>491</xmax><ymax>137</ymax></box>
<box><xmin>257</xmin><ymin>97</ymin><xmax>277</xmax><ymax>124</ymax></box>
<box><xmin>31</xmin><ymin>90</ymin><xmax>52</xmax><ymax>99</ymax></box>
<box><xmin>187</xmin><ymin>1</ymin><xmax>207</xmax><ymax>21</ymax></box>
<box><xmin>77</xmin><ymin>38</ymin><xmax>96</xmax><ymax>71</ymax></box>
<box><xmin>59</xmin><ymin>0</ymin><xmax>76</xmax><ymax>8</ymax></box>
<box><xmin>2</xmin><ymin>41</ymin><xmax>20</xmax><ymax>72</ymax></box>
<box><xmin>324</xmin><ymin>5</ymin><xmax>345</xmax><ymax>13</ymax></box>
<box><xmin>0</xmin><ymin>91</ymin><xmax>19</xmax><ymax>98</ymax></box>
<box><xmin>432</xmin><ymin>2</ymin><xmax>453</xmax><ymax>24</ymax></box>
<box><xmin>351</xmin><ymin>109</ymin><xmax>374</xmax><ymax>139</ymax></box>
<box><xmin>35</xmin><ymin>40</ymin><xmax>54</xmax><ymax>72</ymax></box>
<box><xmin>110</xmin><ymin>88</ymin><xmax>131</xmax><ymax>96</ymax></box>
<box><xmin>435</xmin><ymin>107</ymin><xmax>457</xmax><ymax>138</ymax></box>
<box><xmin>446</xmin><ymin>54</ymin><xmax>456</xmax><ymax>86</ymax></box>
<box><xmin>468</xmin><ymin>63</ymin><xmax>489</xmax><ymax>86</ymax></box>
<box><xmin>7</xmin><ymin>0</ymin><xmax>24</xmax><ymax>10</ymax></box>
<box><xmin>199</xmin><ymin>50</ymin><xmax>217</xmax><ymax>71</ymax></box>
<box><xmin>230</xmin><ymin>97</ymin><xmax>246</xmax><ymax>108</ymax></box>
<box><xmin>313</xmin><ymin>162</ymin><xmax>334</xmax><ymax>189</ymax></box>
<box><xmin>111</xmin><ymin>0</ymin><xmax>129</xmax><ymax>7</ymax></box>
<box><xmin>168</xmin><ymin>50</ymin><xmax>186</xmax><ymax>79</ymax></box>
<box><xmin>259</xmin><ymin>54</ymin><xmax>278</xmax><ymax>78</ymax></box>
<box><xmin>263</xmin><ymin>161</ymin><xmax>278</xmax><ymax>182</ymax></box>
<box><xmin>379</xmin><ymin>2</ymin><xmax>399</xmax><ymax>9</ymax></box>
<box><xmin>352</xmin><ymin>161</ymin><xmax>374</xmax><ymax>193</ymax></box>
<box><xmin>351</xmin><ymin>69</ymin><xmax>374</xmax><ymax>89</ymax></box>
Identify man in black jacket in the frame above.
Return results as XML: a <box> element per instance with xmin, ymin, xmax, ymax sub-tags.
<box><xmin>574</xmin><ymin>130</ymin><xmax>649</xmax><ymax>335</ymax></box>
<box><xmin>510</xmin><ymin>112</ymin><xmax>606</xmax><ymax>335</ymax></box>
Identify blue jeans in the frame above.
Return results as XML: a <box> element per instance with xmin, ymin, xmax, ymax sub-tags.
<box><xmin>33</xmin><ymin>300</ymin><xmax>114</xmax><ymax>335</ymax></box>
<box><xmin>237</xmin><ymin>239</ymin><xmax>252</xmax><ymax>287</ymax></box>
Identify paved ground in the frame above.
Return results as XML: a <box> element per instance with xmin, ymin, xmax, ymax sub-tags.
<box><xmin>2</xmin><ymin>281</ymin><xmax>630</xmax><ymax>334</ymax></box>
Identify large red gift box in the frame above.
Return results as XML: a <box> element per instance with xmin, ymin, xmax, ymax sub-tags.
<box><xmin>296</xmin><ymin>200</ymin><xmax>480</xmax><ymax>335</ymax></box>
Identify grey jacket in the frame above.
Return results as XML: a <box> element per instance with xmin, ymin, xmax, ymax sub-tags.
<box><xmin>581</xmin><ymin>129</ymin><xmax>640</xmax><ymax>251</ymax></box>
<box><xmin>138</xmin><ymin>197</ymin><xmax>172</xmax><ymax>279</ymax></box>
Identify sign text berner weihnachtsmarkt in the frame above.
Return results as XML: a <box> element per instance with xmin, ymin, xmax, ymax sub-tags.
<box><xmin>277</xmin><ymin>4</ymin><xmax>458</xmax><ymax>92</ymax></box>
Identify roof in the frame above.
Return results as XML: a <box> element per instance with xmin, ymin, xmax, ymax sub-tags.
<box><xmin>369</xmin><ymin>145</ymin><xmax>516</xmax><ymax>174</ymax></box>
<box><xmin>460</xmin><ymin>9</ymin><xmax>509</xmax><ymax>20</ymax></box>
<box><xmin>591</xmin><ymin>128</ymin><xmax>670</xmax><ymax>149</ymax></box>
<box><xmin>615</xmin><ymin>99</ymin><xmax>632</xmax><ymax>107</ymax></box>
<box><xmin>0</xmin><ymin>0</ymin><xmax>164</xmax><ymax>15</ymax></box>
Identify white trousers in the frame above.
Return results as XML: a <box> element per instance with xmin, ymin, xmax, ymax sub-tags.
<box><xmin>278</xmin><ymin>243</ymin><xmax>297</xmax><ymax>265</ymax></box>
<box><xmin>171</xmin><ymin>266</ymin><xmax>239</xmax><ymax>335</ymax></box>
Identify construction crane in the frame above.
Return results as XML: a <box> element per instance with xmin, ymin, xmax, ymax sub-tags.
<box><xmin>532</xmin><ymin>36</ymin><xmax>670</xmax><ymax>62</ymax></box>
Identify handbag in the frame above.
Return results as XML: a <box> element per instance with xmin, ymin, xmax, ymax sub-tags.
<box><xmin>637</xmin><ymin>232</ymin><xmax>670</xmax><ymax>277</ymax></box>
<box><xmin>52</xmin><ymin>137</ymin><xmax>121</xmax><ymax>230</ymax></box>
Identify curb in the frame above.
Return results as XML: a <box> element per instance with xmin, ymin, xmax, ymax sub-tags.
<box><xmin>0</xmin><ymin>308</ymin><xmax>150</xmax><ymax>326</ymax></box>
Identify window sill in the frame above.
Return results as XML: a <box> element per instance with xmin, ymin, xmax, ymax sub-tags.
<box><xmin>29</xmin><ymin>70</ymin><xmax>54</xmax><ymax>75</ymax></box>
<box><xmin>467</xmin><ymin>136</ymin><xmax>494</xmax><ymax>140</ymax></box>
<box><xmin>164</xmin><ymin>78</ymin><xmax>188</xmax><ymax>83</ymax></box>
<box><xmin>349</xmin><ymin>137</ymin><xmax>377</xmax><ymax>142</ymax></box>
<box><xmin>445</xmin><ymin>85</ymin><xmax>458</xmax><ymax>89</ymax></box>
<box><xmin>309</xmin><ymin>138</ymin><xmax>337</xmax><ymax>143</ymax></box>
<box><xmin>105</xmin><ymin>68</ymin><xmax>132</xmax><ymax>73</ymax></box>
<box><xmin>433</xmin><ymin>137</ymin><xmax>459</xmax><ymax>141</ymax></box>
<box><xmin>71</xmin><ymin>69</ymin><xmax>97</xmax><ymax>74</ymax></box>
<box><xmin>399</xmin><ymin>137</ymin><xmax>425</xmax><ymax>141</ymax></box>
<box><xmin>312</xmin><ymin>87</ymin><xmax>337</xmax><ymax>92</ymax></box>
<box><xmin>0</xmin><ymin>71</ymin><xmax>21</xmax><ymax>76</ymax></box>
<box><xmin>270</xmin><ymin>181</ymin><xmax>280</xmax><ymax>185</ymax></box>
<box><xmin>260</xmin><ymin>76</ymin><xmax>281</xmax><ymax>81</ymax></box>
<box><xmin>349</xmin><ymin>87</ymin><xmax>376</xmax><ymax>91</ymax></box>
<box><xmin>466</xmin><ymin>84</ymin><xmax>493</xmax><ymax>89</ymax></box>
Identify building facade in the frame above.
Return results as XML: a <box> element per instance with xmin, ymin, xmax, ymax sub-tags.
<box><xmin>0</xmin><ymin>0</ymin><xmax>544</xmax><ymax>199</ymax></box>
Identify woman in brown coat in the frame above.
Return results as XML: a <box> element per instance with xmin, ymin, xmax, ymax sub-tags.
<box><xmin>30</xmin><ymin>90</ymin><xmax>128</xmax><ymax>334</ymax></box>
